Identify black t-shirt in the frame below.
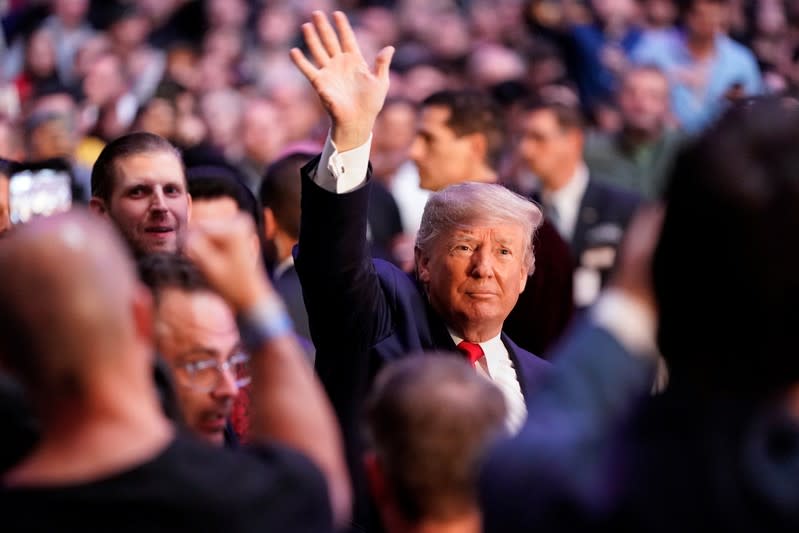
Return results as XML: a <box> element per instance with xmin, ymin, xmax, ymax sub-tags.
<box><xmin>0</xmin><ymin>434</ymin><xmax>332</xmax><ymax>533</ymax></box>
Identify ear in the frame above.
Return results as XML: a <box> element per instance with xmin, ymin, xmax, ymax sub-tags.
<box><xmin>466</xmin><ymin>131</ymin><xmax>488</xmax><ymax>163</ymax></box>
<box><xmin>131</xmin><ymin>283</ymin><xmax>154</xmax><ymax>345</ymax></box>
<box><xmin>518</xmin><ymin>263</ymin><xmax>529</xmax><ymax>294</ymax></box>
<box><xmin>186</xmin><ymin>193</ymin><xmax>192</xmax><ymax>223</ymax></box>
<box><xmin>263</xmin><ymin>207</ymin><xmax>276</xmax><ymax>241</ymax></box>
<box><xmin>415</xmin><ymin>246</ymin><xmax>431</xmax><ymax>283</ymax></box>
<box><xmin>89</xmin><ymin>196</ymin><xmax>108</xmax><ymax>215</ymax></box>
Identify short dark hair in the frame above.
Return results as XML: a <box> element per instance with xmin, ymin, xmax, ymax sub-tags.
<box><xmin>421</xmin><ymin>90</ymin><xmax>505</xmax><ymax>168</ymax></box>
<box><xmin>654</xmin><ymin>97</ymin><xmax>799</xmax><ymax>396</ymax></box>
<box><xmin>259</xmin><ymin>152</ymin><xmax>314</xmax><ymax>240</ymax></box>
<box><xmin>137</xmin><ymin>253</ymin><xmax>210</xmax><ymax>304</ymax></box>
<box><xmin>187</xmin><ymin>165</ymin><xmax>264</xmax><ymax>236</ymax></box>
<box><xmin>91</xmin><ymin>132</ymin><xmax>184</xmax><ymax>203</ymax></box>
<box><xmin>365</xmin><ymin>354</ymin><xmax>507</xmax><ymax>523</ymax></box>
<box><xmin>519</xmin><ymin>88</ymin><xmax>585</xmax><ymax>131</ymax></box>
<box><xmin>677</xmin><ymin>0</ymin><xmax>728</xmax><ymax>24</ymax></box>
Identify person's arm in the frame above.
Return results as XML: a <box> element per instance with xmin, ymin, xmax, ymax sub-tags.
<box><xmin>290</xmin><ymin>12</ymin><xmax>396</xmax><ymax>359</ymax></box>
<box><xmin>186</xmin><ymin>214</ymin><xmax>351</xmax><ymax>529</ymax></box>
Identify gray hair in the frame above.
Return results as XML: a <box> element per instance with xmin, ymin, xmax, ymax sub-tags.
<box><xmin>415</xmin><ymin>182</ymin><xmax>543</xmax><ymax>274</ymax></box>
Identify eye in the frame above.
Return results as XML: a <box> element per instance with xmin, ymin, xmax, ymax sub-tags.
<box><xmin>499</xmin><ymin>248</ymin><xmax>511</xmax><ymax>255</ymax></box>
<box><xmin>127</xmin><ymin>186</ymin><xmax>147</xmax><ymax>198</ymax></box>
<box><xmin>164</xmin><ymin>184</ymin><xmax>183</xmax><ymax>195</ymax></box>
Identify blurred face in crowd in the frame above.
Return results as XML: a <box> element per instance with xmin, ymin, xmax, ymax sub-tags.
<box><xmin>155</xmin><ymin>288</ymin><xmax>245</xmax><ymax>445</ymax></box>
<box><xmin>53</xmin><ymin>0</ymin><xmax>89</xmax><ymax>28</ymax></box>
<box><xmin>242</xmin><ymin>99</ymin><xmax>284</xmax><ymax>166</ymax></box>
<box><xmin>591</xmin><ymin>0</ymin><xmax>637</xmax><ymax>26</ymax></box>
<box><xmin>28</xmin><ymin>117</ymin><xmax>75</xmax><ymax>160</ymax></box>
<box><xmin>643</xmin><ymin>0</ymin><xmax>678</xmax><ymax>28</ymax></box>
<box><xmin>685</xmin><ymin>0</ymin><xmax>727</xmax><ymax>41</ymax></box>
<box><xmin>135</xmin><ymin>98</ymin><xmax>177</xmax><ymax>141</ymax></box>
<box><xmin>83</xmin><ymin>54</ymin><xmax>126</xmax><ymax>106</ymax></box>
<box><xmin>371</xmin><ymin>100</ymin><xmax>416</xmax><ymax>179</ymax></box>
<box><xmin>518</xmin><ymin>108</ymin><xmax>582</xmax><ymax>190</ymax></box>
<box><xmin>102</xmin><ymin>149</ymin><xmax>192</xmax><ymax>254</ymax></box>
<box><xmin>410</xmin><ymin>105</ymin><xmax>482</xmax><ymax>191</ymax></box>
<box><xmin>619</xmin><ymin>69</ymin><xmax>670</xmax><ymax>136</ymax></box>
<box><xmin>417</xmin><ymin>221</ymin><xmax>529</xmax><ymax>341</ymax></box>
<box><xmin>26</xmin><ymin>29</ymin><xmax>56</xmax><ymax>79</ymax></box>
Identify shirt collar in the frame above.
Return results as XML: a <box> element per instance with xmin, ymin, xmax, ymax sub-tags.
<box><xmin>273</xmin><ymin>255</ymin><xmax>295</xmax><ymax>279</ymax></box>
<box><xmin>543</xmin><ymin>162</ymin><xmax>589</xmax><ymax>211</ymax></box>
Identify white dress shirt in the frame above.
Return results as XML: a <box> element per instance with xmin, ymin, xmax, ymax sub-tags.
<box><xmin>311</xmin><ymin>132</ymin><xmax>528</xmax><ymax>433</ymax></box>
<box><xmin>449</xmin><ymin>331</ymin><xmax>528</xmax><ymax>433</ymax></box>
<box><xmin>542</xmin><ymin>163</ymin><xmax>590</xmax><ymax>242</ymax></box>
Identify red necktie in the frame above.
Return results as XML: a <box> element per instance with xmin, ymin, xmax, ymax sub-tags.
<box><xmin>457</xmin><ymin>340</ymin><xmax>484</xmax><ymax>368</ymax></box>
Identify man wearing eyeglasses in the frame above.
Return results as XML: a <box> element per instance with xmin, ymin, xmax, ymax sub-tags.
<box><xmin>139</xmin><ymin>253</ymin><xmax>251</xmax><ymax>447</ymax></box>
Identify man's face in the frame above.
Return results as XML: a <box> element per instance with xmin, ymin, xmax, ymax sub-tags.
<box><xmin>410</xmin><ymin>105</ymin><xmax>480</xmax><ymax>191</ymax></box>
<box><xmin>518</xmin><ymin>109</ymin><xmax>579</xmax><ymax>189</ymax></box>
<box><xmin>417</xmin><ymin>222</ymin><xmax>529</xmax><ymax>339</ymax></box>
<box><xmin>102</xmin><ymin>150</ymin><xmax>192</xmax><ymax>255</ymax></box>
<box><xmin>156</xmin><ymin>288</ymin><xmax>244</xmax><ymax>446</ymax></box>
<box><xmin>619</xmin><ymin>70</ymin><xmax>670</xmax><ymax>135</ymax></box>
<box><xmin>686</xmin><ymin>0</ymin><xmax>726</xmax><ymax>40</ymax></box>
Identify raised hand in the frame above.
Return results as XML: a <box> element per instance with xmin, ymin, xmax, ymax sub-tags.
<box><xmin>290</xmin><ymin>10</ymin><xmax>394</xmax><ymax>152</ymax></box>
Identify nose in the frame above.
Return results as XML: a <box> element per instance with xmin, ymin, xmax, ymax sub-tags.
<box><xmin>211</xmin><ymin>366</ymin><xmax>239</xmax><ymax>400</ymax></box>
<box><xmin>469</xmin><ymin>247</ymin><xmax>495</xmax><ymax>279</ymax></box>
<box><xmin>149</xmin><ymin>189</ymin><xmax>168</xmax><ymax>212</ymax></box>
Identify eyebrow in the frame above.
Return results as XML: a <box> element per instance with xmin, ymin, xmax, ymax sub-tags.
<box><xmin>177</xmin><ymin>341</ymin><xmax>243</xmax><ymax>361</ymax></box>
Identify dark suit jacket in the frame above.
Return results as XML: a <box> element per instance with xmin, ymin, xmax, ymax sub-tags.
<box><xmin>273</xmin><ymin>264</ymin><xmax>312</xmax><ymax>343</ymax></box>
<box><xmin>504</xmin><ymin>218</ymin><xmax>575</xmax><ymax>358</ymax></box>
<box><xmin>296</xmin><ymin>158</ymin><xmax>551</xmax><ymax>531</ymax></box>
<box><xmin>572</xmin><ymin>179</ymin><xmax>641</xmax><ymax>271</ymax></box>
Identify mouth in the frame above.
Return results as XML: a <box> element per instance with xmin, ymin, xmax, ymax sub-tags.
<box><xmin>144</xmin><ymin>226</ymin><xmax>175</xmax><ymax>235</ymax></box>
<box><xmin>466</xmin><ymin>291</ymin><xmax>498</xmax><ymax>299</ymax></box>
<box><xmin>198</xmin><ymin>411</ymin><xmax>229</xmax><ymax>434</ymax></box>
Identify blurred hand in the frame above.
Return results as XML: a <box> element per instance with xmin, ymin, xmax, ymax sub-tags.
<box><xmin>185</xmin><ymin>213</ymin><xmax>272</xmax><ymax>312</ymax></box>
<box><xmin>290</xmin><ymin>11</ymin><xmax>394</xmax><ymax>151</ymax></box>
<box><xmin>608</xmin><ymin>203</ymin><xmax>665</xmax><ymax>318</ymax></box>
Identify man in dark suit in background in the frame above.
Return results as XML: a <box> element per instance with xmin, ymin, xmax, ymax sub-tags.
<box><xmin>289</xmin><ymin>10</ymin><xmax>551</xmax><ymax>531</ymax></box>
<box><xmin>518</xmin><ymin>92</ymin><xmax>641</xmax><ymax>307</ymax></box>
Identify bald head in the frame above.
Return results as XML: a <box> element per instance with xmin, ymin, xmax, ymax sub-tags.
<box><xmin>0</xmin><ymin>209</ymin><xmax>150</xmax><ymax>410</ymax></box>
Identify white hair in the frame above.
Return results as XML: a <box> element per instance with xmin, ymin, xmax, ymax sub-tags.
<box><xmin>415</xmin><ymin>182</ymin><xmax>543</xmax><ymax>274</ymax></box>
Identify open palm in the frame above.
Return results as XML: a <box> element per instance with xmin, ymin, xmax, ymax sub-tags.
<box><xmin>290</xmin><ymin>11</ymin><xmax>394</xmax><ymax>151</ymax></box>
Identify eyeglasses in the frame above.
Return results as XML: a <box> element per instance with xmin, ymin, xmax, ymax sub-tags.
<box><xmin>174</xmin><ymin>352</ymin><xmax>251</xmax><ymax>392</ymax></box>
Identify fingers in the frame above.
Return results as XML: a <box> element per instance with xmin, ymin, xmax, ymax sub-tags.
<box><xmin>301</xmin><ymin>21</ymin><xmax>330</xmax><ymax>67</ymax></box>
<box><xmin>333</xmin><ymin>11</ymin><xmax>361</xmax><ymax>56</ymax></box>
<box><xmin>312</xmin><ymin>11</ymin><xmax>342</xmax><ymax>57</ymax></box>
<box><xmin>289</xmin><ymin>48</ymin><xmax>318</xmax><ymax>81</ymax></box>
<box><xmin>374</xmin><ymin>46</ymin><xmax>395</xmax><ymax>81</ymax></box>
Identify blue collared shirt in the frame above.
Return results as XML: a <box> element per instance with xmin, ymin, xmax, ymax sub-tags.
<box><xmin>632</xmin><ymin>31</ymin><xmax>762</xmax><ymax>133</ymax></box>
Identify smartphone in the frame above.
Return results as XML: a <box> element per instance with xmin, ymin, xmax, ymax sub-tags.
<box><xmin>8</xmin><ymin>160</ymin><xmax>73</xmax><ymax>225</ymax></box>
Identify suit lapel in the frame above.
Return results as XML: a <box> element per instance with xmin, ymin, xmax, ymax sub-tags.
<box><xmin>501</xmin><ymin>333</ymin><xmax>530</xmax><ymax>401</ymax></box>
<box><xmin>572</xmin><ymin>179</ymin><xmax>601</xmax><ymax>257</ymax></box>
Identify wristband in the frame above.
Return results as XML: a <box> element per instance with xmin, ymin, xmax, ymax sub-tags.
<box><xmin>237</xmin><ymin>297</ymin><xmax>294</xmax><ymax>352</ymax></box>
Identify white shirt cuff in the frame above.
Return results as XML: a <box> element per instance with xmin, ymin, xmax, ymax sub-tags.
<box><xmin>591</xmin><ymin>289</ymin><xmax>658</xmax><ymax>356</ymax></box>
<box><xmin>312</xmin><ymin>131</ymin><xmax>372</xmax><ymax>194</ymax></box>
